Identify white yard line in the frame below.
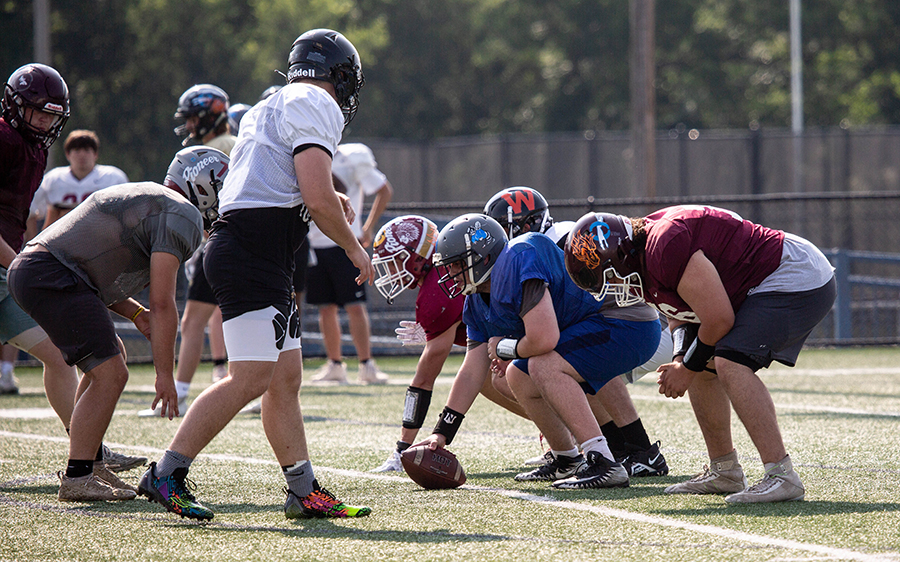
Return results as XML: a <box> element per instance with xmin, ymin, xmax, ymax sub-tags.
<box><xmin>2</xmin><ymin>430</ymin><xmax>897</xmax><ymax>562</ymax></box>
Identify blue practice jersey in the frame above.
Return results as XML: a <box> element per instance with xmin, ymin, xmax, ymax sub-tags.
<box><xmin>464</xmin><ymin>232</ymin><xmax>603</xmax><ymax>342</ymax></box>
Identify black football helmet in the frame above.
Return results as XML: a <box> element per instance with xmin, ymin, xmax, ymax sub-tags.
<box><xmin>287</xmin><ymin>28</ymin><xmax>365</xmax><ymax>125</ymax></box>
<box><xmin>564</xmin><ymin>212</ymin><xmax>644</xmax><ymax>307</ymax></box>
<box><xmin>174</xmin><ymin>84</ymin><xmax>229</xmax><ymax>145</ymax></box>
<box><xmin>484</xmin><ymin>186</ymin><xmax>552</xmax><ymax>239</ymax></box>
<box><xmin>2</xmin><ymin>63</ymin><xmax>70</xmax><ymax>148</ymax></box>
<box><xmin>432</xmin><ymin>214</ymin><xmax>508</xmax><ymax>298</ymax></box>
<box><xmin>163</xmin><ymin>146</ymin><xmax>229</xmax><ymax>230</ymax></box>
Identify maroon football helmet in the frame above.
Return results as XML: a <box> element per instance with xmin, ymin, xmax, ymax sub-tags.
<box><xmin>2</xmin><ymin>63</ymin><xmax>70</xmax><ymax>148</ymax></box>
<box><xmin>372</xmin><ymin>215</ymin><xmax>439</xmax><ymax>304</ymax></box>
<box><xmin>564</xmin><ymin>212</ymin><xmax>644</xmax><ymax>306</ymax></box>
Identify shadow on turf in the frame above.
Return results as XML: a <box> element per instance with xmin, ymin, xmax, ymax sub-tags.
<box><xmin>654</xmin><ymin>500</ymin><xmax>900</xmax><ymax>516</ymax></box>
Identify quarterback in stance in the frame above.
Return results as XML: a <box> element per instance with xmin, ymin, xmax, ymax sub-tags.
<box><xmin>139</xmin><ymin>29</ymin><xmax>373</xmax><ymax>521</ymax></box>
<box><xmin>564</xmin><ymin>206</ymin><xmax>835</xmax><ymax>502</ymax></box>
<box><xmin>8</xmin><ymin>146</ymin><xmax>225</xmax><ymax>501</ymax></box>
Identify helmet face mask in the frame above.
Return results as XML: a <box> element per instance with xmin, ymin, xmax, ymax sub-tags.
<box><xmin>372</xmin><ymin>215</ymin><xmax>438</xmax><ymax>304</ymax></box>
<box><xmin>174</xmin><ymin>84</ymin><xmax>229</xmax><ymax>145</ymax></box>
<box><xmin>433</xmin><ymin>214</ymin><xmax>508</xmax><ymax>298</ymax></box>
<box><xmin>484</xmin><ymin>186</ymin><xmax>551</xmax><ymax>239</ymax></box>
<box><xmin>287</xmin><ymin>28</ymin><xmax>365</xmax><ymax>125</ymax></box>
<box><xmin>163</xmin><ymin>146</ymin><xmax>229</xmax><ymax>230</ymax></box>
<box><xmin>565</xmin><ymin>212</ymin><xmax>644</xmax><ymax>307</ymax></box>
<box><xmin>2</xmin><ymin>63</ymin><xmax>70</xmax><ymax>149</ymax></box>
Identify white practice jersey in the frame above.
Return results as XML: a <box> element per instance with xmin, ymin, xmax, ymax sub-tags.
<box><xmin>39</xmin><ymin>164</ymin><xmax>129</xmax><ymax>210</ymax></box>
<box><xmin>218</xmin><ymin>83</ymin><xmax>343</xmax><ymax>214</ymax></box>
<box><xmin>307</xmin><ymin>143</ymin><xmax>387</xmax><ymax>249</ymax></box>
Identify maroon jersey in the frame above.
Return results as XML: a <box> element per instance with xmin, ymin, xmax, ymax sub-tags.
<box><xmin>415</xmin><ymin>267</ymin><xmax>466</xmax><ymax>346</ymax></box>
<box><xmin>642</xmin><ymin>206</ymin><xmax>784</xmax><ymax>322</ymax></box>
<box><xmin>0</xmin><ymin>118</ymin><xmax>47</xmax><ymax>254</ymax></box>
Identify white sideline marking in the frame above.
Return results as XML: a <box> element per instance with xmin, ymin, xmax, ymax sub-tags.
<box><xmin>2</xmin><ymin>430</ymin><xmax>896</xmax><ymax>562</ymax></box>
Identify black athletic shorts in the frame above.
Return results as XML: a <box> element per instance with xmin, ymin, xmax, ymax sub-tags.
<box><xmin>305</xmin><ymin>246</ymin><xmax>367</xmax><ymax>307</ymax></box>
<box><xmin>8</xmin><ymin>250</ymin><xmax>121</xmax><ymax>372</ymax></box>
<box><xmin>293</xmin><ymin>238</ymin><xmax>310</xmax><ymax>294</ymax></box>
<box><xmin>186</xmin><ymin>248</ymin><xmax>218</xmax><ymax>304</ymax></box>
<box><xmin>204</xmin><ymin>207</ymin><xmax>309</xmax><ymax>322</ymax></box>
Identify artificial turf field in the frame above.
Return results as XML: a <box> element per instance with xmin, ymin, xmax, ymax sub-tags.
<box><xmin>1</xmin><ymin>347</ymin><xmax>899</xmax><ymax>562</ymax></box>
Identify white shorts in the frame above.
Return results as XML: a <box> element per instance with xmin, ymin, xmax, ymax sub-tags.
<box><xmin>622</xmin><ymin>325</ymin><xmax>673</xmax><ymax>384</ymax></box>
<box><xmin>222</xmin><ymin>306</ymin><xmax>301</xmax><ymax>362</ymax></box>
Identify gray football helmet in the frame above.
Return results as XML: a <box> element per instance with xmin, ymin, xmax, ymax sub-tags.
<box><xmin>432</xmin><ymin>213</ymin><xmax>508</xmax><ymax>298</ymax></box>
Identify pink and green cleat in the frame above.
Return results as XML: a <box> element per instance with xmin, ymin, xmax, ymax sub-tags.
<box><xmin>284</xmin><ymin>483</ymin><xmax>371</xmax><ymax>519</ymax></box>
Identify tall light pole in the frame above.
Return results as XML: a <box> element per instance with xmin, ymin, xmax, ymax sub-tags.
<box><xmin>790</xmin><ymin>0</ymin><xmax>803</xmax><ymax>193</ymax></box>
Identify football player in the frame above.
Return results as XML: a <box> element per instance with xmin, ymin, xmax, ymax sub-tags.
<box><xmin>8</xmin><ymin>146</ymin><xmax>226</xmax><ymax>501</ymax></box>
<box><xmin>139</xmin><ymin>29</ymin><xmax>373</xmax><ymax>521</ymax></box>
<box><xmin>485</xmin><ymin>186</ymin><xmax>672</xmax><ymax>475</ymax></box>
<box><xmin>369</xmin><ymin>215</ymin><xmax>528</xmax><ymax>472</ymax></box>
<box><xmin>39</xmin><ymin>130</ymin><xmax>129</xmax><ymax>229</ymax></box>
<box><xmin>564</xmin><ymin>206</ymin><xmax>835</xmax><ymax>503</ymax></box>
<box><xmin>418</xmin><ymin>214</ymin><xmax>663</xmax><ymax>489</ymax></box>
<box><xmin>1</xmin><ymin>63</ymin><xmax>146</xmax><ymax>472</ymax></box>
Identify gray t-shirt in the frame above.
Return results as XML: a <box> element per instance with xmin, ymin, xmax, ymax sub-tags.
<box><xmin>29</xmin><ymin>182</ymin><xmax>203</xmax><ymax>306</ymax></box>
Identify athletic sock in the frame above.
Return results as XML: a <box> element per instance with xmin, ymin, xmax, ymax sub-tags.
<box><xmin>156</xmin><ymin>450</ymin><xmax>194</xmax><ymax>478</ymax></box>
<box><xmin>550</xmin><ymin>447</ymin><xmax>580</xmax><ymax>460</ymax></box>
<box><xmin>599</xmin><ymin>421</ymin><xmax>627</xmax><ymax>454</ymax></box>
<box><xmin>619</xmin><ymin>418</ymin><xmax>652</xmax><ymax>450</ymax></box>
<box><xmin>580</xmin><ymin>435</ymin><xmax>614</xmax><ymax>461</ymax></box>
<box><xmin>175</xmin><ymin>381</ymin><xmax>191</xmax><ymax>400</ymax></box>
<box><xmin>283</xmin><ymin>460</ymin><xmax>316</xmax><ymax>498</ymax></box>
<box><xmin>65</xmin><ymin>459</ymin><xmax>93</xmax><ymax>478</ymax></box>
<box><xmin>396</xmin><ymin>441</ymin><xmax>411</xmax><ymax>453</ymax></box>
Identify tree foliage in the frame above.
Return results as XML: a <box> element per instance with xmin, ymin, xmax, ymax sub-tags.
<box><xmin>1</xmin><ymin>0</ymin><xmax>899</xmax><ymax>179</ymax></box>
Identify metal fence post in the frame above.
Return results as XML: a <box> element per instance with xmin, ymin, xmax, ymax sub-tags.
<box><xmin>832</xmin><ymin>249</ymin><xmax>852</xmax><ymax>340</ymax></box>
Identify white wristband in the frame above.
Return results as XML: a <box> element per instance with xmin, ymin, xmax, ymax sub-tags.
<box><xmin>496</xmin><ymin>338</ymin><xmax>520</xmax><ymax>360</ymax></box>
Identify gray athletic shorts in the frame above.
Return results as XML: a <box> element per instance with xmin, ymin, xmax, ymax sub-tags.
<box><xmin>7</xmin><ymin>251</ymin><xmax>121</xmax><ymax>372</ymax></box>
<box><xmin>0</xmin><ymin>265</ymin><xmax>42</xmax><ymax>344</ymax></box>
<box><xmin>715</xmin><ymin>276</ymin><xmax>836</xmax><ymax>371</ymax></box>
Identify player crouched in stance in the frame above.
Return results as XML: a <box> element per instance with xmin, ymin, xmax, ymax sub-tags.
<box><xmin>485</xmin><ymin>186</ymin><xmax>672</xmax><ymax>476</ymax></box>
<box><xmin>369</xmin><ymin>215</ymin><xmax>528</xmax><ymax>472</ymax></box>
<box><xmin>7</xmin><ymin>145</ymin><xmax>226</xmax><ymax>502</ymax></box>
<box><xmin>564</xmin><ymin>207</ymin><xmax>835</xmax><ymax>503</ymax></box>
<box><xmin>418</xmin><ymin>214</ymin><xmax>662</xmax><ymax>489</ymax></box>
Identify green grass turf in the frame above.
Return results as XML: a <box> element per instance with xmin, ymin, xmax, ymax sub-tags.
<box><xmin>1</xmin><ymin>348</ymin><xmax>899</xmax><ymax>561</ymax></box>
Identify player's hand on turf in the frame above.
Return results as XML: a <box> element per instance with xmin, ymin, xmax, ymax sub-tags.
<box><xmin>656</xmin><ymin>361</ymin><xmax>696</xmax><ymax>399</ymax></box>
<box><xmin>415</xmin><ymin>433</ymin><xmax>447</xmax><ymax>451</ymax></box>
<box><xmin>152</xmin><ymin>377</ymin><xmax>179</xmax><ymax>419</ymax></box>
<box><xmin>395</xmin><ymin>321</ymin><xmax>426</xmax><ymax>346</ymax></box>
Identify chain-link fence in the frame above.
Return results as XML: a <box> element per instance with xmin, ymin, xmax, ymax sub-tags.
<box><xmin>97</xmin><ymin>126</ymin><xmax>900</xmax><ymax>362</ymax></box>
